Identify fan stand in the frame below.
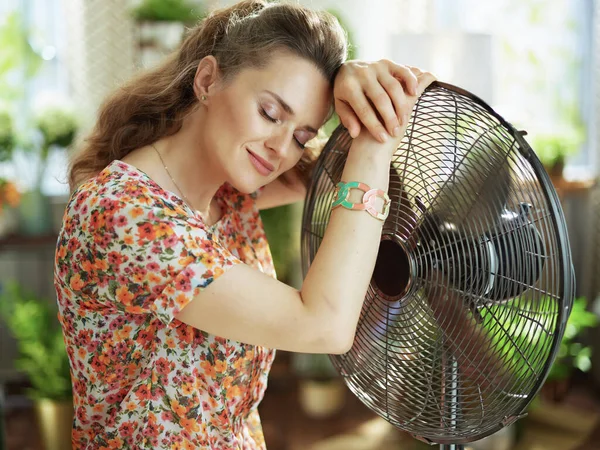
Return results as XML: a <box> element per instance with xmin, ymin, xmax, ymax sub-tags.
<box><xmin>373</xmin><ymin>236</ymin><xmax>466</xmax><ymax>450</ymax></box>
<box><xmin>440</xmin><ymin>354</ymin><xmax>463</xmax><ymax>450</ymax></box>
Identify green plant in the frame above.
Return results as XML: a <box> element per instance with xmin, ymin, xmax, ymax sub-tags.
<box><xmin>292</xmin><ymin>353</ymin><xmax>338</xmax><ymax>382</ymax></box>
<box><xmin>132</xmin><ymin>0</ymin><xmax>204</xmax><ymax>22</ymax></box>
<box><xmin>35</xmin><ymin>105</ymin><xmax>78</xmax><ymax>150</ymax></box>
<box><xmin>259</xmin><ymin>203</ymin><xmax>300</xmax><ymax>284</ymax></box>
<box><xmin>547</xmin><ymin>297</ymin><xmax>598</xmax><ymax>381</ymax></box>
<box><xmin>479</xmin><ymin>296</ymin><xmax>597</xmax><ymax>383</ymax></box>
<box><xmin>0</xmin><ymin>281</ymin><xmax>72</xmax><ymax>401</ymax></box>
<box><xmin>0</xmin><ymin>108</ymin><xmax>15</xmax><ymax>162</ymax></box>
<box><xmin>532</xmin><ymin>126</ymin><xmax>584</xmax><ymax>171</ymax></box>
<box><xmin>0</xmin><ymin>10</ymin><xmax>42</xmax><ymax>103</ymax></box>
<box><xmin>18</xmin><ymin>101</ymin><xmax>79</xmax><ymax>191</ymax></box>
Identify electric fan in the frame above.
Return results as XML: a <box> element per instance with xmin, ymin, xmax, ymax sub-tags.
<box><xmin>301</xmin><ymin>81</ymin><xmax>575</xmax><ymax>448</ymax></box>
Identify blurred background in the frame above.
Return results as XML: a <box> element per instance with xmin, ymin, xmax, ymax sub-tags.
<box><xmin>0</xmin><ymin>0</ymin><xmax>599</xmax><ymax>449</ymax></box>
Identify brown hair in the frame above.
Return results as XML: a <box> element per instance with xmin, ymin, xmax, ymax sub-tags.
<box><xmin>68</xmin><ymin>0</ymin><xmax>348</xmax><ymax>191</ymax></box>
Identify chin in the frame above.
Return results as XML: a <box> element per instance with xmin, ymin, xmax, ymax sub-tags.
<box><xmin>228</xmin><ymin>175</ymin><xmax>267</xmax><ymax>196</ymax></box>
<box><xmin>227</xmin><ymin>154</ymin><xmax>277</xmax><ymax>194</ymax></box>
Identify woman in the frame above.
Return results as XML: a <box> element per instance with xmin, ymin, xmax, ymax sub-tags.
<box><xmin>54</xmin><ymin>0</ymin><xmax>435</xmax><ymax>448</ymax></box>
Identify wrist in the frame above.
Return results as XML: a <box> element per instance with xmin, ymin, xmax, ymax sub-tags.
<box><xmin>351</xmin><ymin>130</ymin><xmax>403</xmax><ymax>156</ymax></box>
<box><xmin>349</xmin><ymin>133</ymin><xmax>399</xmax><ymax>163</ymax></box>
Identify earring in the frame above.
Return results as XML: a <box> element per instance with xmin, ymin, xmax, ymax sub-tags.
<box><xmin>201</xmin><ymin>94</ymin><xmax>207</xmax><ymax>101</ymax></box>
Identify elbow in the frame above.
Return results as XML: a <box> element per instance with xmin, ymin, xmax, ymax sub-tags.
<box><xmin>300</xmin><ymin>291</ymin><xmax>356</xmax><ymax>354</ymax></box>
<box><xmin>325</xmin><ymin>328</ymin><xmax>355</xmax><ymax>355</ymax></box>
<box><xmin>304</xmin><ymin>322</ymin><xmax>354</xmax><ymax>355</ymax></box>
<box><xmin>330</xmin><ymin>342</ymin><xmax>352</xmax><ymax>355</ymax></box>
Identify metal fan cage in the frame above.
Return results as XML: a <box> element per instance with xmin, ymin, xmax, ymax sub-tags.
<box><xmin>301</xmin><ymin>82</ymin><xmax>574</xmax><ymax>445</ymax></box>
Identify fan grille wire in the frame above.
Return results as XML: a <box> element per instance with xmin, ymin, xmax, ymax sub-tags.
<box><xmin>300</xmin><ymin>82</ymin><xmax>573</xmax><ymax>444</ymax></box>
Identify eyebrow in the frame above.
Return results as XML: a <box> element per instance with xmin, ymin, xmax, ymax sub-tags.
<box><xmin>264</xmin><ymin>90</ymin><xmax>319</xmax><ymax>134</ymax></box>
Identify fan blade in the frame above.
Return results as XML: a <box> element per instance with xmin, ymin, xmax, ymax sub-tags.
<box><xmin>424</xmin><ymin>271</ymin><xmax>514</xmax><ymax>393</ymax></box>
<box><xmin>418</xmin><ymin>136</ymin><xmax>512</xmax><ymax>235</ymax></box>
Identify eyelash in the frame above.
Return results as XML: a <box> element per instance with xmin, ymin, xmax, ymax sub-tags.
<box><xmin>259</xmin><ymin>108</ymin><xmax>306</xmax><ymax>150</ymax></box>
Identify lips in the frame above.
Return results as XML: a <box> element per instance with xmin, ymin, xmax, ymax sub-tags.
<box><xmin>247</xmin><ymin>149</ymin><xmax>275</xmax><ymax>176</ymax></box>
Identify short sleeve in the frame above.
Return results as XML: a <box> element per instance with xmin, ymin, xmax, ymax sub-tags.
<box><xmin>91</xmin><ymin>198</ymin><xmax>242</xmax><ymax>326</ymax></box>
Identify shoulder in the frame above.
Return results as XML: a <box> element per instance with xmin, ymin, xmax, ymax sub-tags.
<box><xmin>62</xmin><ymin>161</ymin><xmax>197</xmax><ymax>245</ymax></box>
<box><xmin>69</xmin><ymin>161</ymin><xmax>187</xmax><ymax>216</ymax></box>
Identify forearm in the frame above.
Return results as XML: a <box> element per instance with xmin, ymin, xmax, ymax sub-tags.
<box><xmin>300</xmin><ymin>135</ymin><xmax>394</xmax><ymax>350</ymax></box>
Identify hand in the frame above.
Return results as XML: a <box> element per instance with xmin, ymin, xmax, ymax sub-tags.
<box><xmin>333</xmin><ymin>60</ymin><xmax>436</xmax><ymax>143</ymax></box>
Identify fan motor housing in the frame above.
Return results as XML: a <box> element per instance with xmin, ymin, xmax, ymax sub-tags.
<box><xmin>372</xmin><ymin>235</ymin><xmax>416</xmax><ymax>302</ymax></box>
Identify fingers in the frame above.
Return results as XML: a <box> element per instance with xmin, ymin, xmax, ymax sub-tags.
<box><xmin>361</xmin><ymin>61</ymin><xmax>426</xmax><ymax>140</ymax></box>
<box><xmin>385</xmin><ymin>60</ymin><xmax>418</xmax><ymax>96</ymax></box>
<box><xmin>363</xmin><ymin>81</ymin><xmax>403</xmax><ymax>139</ymax></box>
<box><xmin>332</xmin><ymin>59</ymin><xmax>436</xmax><ymax>143</ymax></box>
<box><xmin>378</xmin><ymin>72</ymin><xmax>412</xmax><ymax>130</ymax></box>
<box><xmin>342</xmin><ymin>89</ymin><xmax>389</xmax><ymax>143</ymax></box>
<box><xmin>335</xmin><ymin>99</ymin><xmax>361</xmax><ymax>139</ymax></box>
<box><xmin>413</xmin><ymin>70</ymin><xmax>438</xmax><ymax>96</ymax></box>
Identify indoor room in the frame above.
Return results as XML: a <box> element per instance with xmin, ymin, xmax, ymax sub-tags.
<box><xmin>0</xmin><ymin>1</ymin><xmax>598</xmax><ymax>449</ymax></box>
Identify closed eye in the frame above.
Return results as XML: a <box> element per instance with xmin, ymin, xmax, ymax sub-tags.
<box><xmin>259</xmin><ymin>108</ymin><xmax>306</xmax><ymax>150</ymax></box>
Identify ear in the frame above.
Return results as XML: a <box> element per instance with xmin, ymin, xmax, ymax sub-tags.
<box><xmin>193</xmin><ymin>55</ymin><xmax>221</xmax><ymax>101</ymax></box>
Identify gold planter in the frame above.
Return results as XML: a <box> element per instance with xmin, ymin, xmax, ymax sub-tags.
<box><xmin>298</xmin><ymin>379</ymin><xmax>346</xmax><ymax>419</ymax></box>
<box><xmin>34</xmin><ymin>398</ymin><xmax>74</xmax><ymax>450</ymax></box>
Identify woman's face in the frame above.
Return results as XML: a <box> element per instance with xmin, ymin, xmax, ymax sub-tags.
<box><xmin>198</xmin><ymin>52</ymin><xmax>333</xmax><ymax>194</ymax></box>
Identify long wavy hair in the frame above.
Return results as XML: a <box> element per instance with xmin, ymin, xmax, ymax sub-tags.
<box><xmin>68</xmin><ymin>0</ymin><xmax>348</xmax><ymax>191</ymax></box>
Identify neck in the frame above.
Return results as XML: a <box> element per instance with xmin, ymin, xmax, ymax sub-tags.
<box><xmin>157</xmin><ymin>112</ymin><xmax>225</xmax><ymax>220</ymax></box>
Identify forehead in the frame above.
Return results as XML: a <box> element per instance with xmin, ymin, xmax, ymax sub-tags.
<box><xmin>229</xmin><ymin>52</ymin><xmax>333</xmax><ymax>124</ymax></box>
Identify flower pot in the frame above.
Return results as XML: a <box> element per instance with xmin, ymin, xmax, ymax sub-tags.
<box><xmin>138</xmin><ymin>21</ymin><xmax>185</xmax><ymax>49</ymax></box>
<box><xmin>18</xmin><ymin>189</ymin><xmax>52</xmax><ymax>236</ymax></box>
<box><xmin>298</xmin><ymin>379</ymin><xmax>346</xmax><ymax>419</ymax></box>
<box><xmin>34</xmin><ymin>398</ymin><xmax>74</xmax><ymax>450</ymax></box>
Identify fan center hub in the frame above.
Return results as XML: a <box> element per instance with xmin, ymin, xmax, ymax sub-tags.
<box><xmin>372</xmin><ymin>236</ymin><xmax>415</xmax><ymax>302</ymax></box>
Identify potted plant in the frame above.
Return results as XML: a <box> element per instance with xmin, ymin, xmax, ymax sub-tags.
<box><xmin>541</xmin><ymin>296</ymin><xmax>598</xmax><ymax>402</ymax></box>
<box><xmin>132</xmin><ymin>0</ymin><xmax>202</xmax><ymax>23</ymax></box>
<box><xmin>532</xmin><ymin>125</ymin><xmax>584</xmax><ymax>181</ymax></box>
<box><xmin>0</xmin><ymin>281</ymin><xmax>73</xmax><ymax>450</ymax></box>
<box><xmin>0</xmin><ymin>108</ymin><xmax>19</xmax><ymax>238</ymax></box>
<box><xmin>292</xmin><ymin>353</ymin><xmax>346</xmax><ymax>418</ymax></box>
<box><xmin>17</xmin><ymin>101</ymin><xmax>78</xmax><ymax>236</ymax></box>
<box><xmin>0</xmin><ymin>108</ymin><xmax>14</xmax><ymax>162</ymax></box>
<box><xmin>132</xmin><ymin>0</ymin><xmax>205</xmax><ymax>67</ymax></box>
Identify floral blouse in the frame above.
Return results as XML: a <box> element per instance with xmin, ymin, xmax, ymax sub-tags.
<box><xmin>54</xmin><ymin>160</ymin><xmax>277</xmax><ymax>449</ymax></box>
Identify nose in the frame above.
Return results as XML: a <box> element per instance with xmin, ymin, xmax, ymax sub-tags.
<box><xmin>265</xmin><ymin>126</ymin><xmax>294</xmax><ymax>158</ymax></box>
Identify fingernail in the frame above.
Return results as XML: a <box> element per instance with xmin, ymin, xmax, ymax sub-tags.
<box><xmin>393</xmin><ymin>126</ymin><xmax>401</xmax><ymax>137</ymax></box>
<box><xmin>379</xmin><ymin>132</ymin><xmax>388</xmax><ymax>143</ymax></box>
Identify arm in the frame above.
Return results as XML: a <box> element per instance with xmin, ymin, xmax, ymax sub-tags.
<box><xmin>176</xmin><ymin>67</ymin><xmax>436</xmax><ymax>354</ymax></box>
<box><xmin>176</xmin><ymin>132</ymin><xmax>396</xmax><ymax>354</ymax></box>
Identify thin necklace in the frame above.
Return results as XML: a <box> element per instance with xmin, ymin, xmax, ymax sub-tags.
<box><xmin>151</xmin><ymin>143</ymin><xmax>209</xmax><ymax>223</ymax></box>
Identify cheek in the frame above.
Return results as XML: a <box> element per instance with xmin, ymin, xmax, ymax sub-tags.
<box><xmin>281</xmin><ymin>151</ymin><xmax>303</xmax><ymax>174</ymax></box>
<box><xmin>216</xmin><ymin>94</ymin><xmax>265</xmax><ymax>144</ymax></box>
